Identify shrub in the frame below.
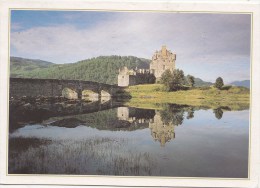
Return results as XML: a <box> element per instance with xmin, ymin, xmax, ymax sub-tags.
<box><xmin>221</xmin><ymin>85</ymin><xmax>232</xmax><ymax>90</ymax></box>
<box><xmin>198</xmin><ymin>86</ymin><xmax>211</xmax><ymax>90</ymax></box>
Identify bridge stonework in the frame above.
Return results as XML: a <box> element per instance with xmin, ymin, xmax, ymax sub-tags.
<box><xmin>9</xmin><ymin>78</ymin><xmax>124</xmax><ymax>99</ymax></box>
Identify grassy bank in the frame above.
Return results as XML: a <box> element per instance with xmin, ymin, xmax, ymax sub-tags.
<box><xmin>125</xmin><ymin>84</ymin><xmax>250</xmax><ymax>110</ymax></box>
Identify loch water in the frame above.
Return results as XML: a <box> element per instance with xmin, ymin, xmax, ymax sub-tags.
<box><xmin>9</xmin><ymin>101</ymin><xmax>249</xmax><ymax>177</ymax></box>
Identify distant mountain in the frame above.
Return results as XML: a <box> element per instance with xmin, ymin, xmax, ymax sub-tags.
<box><xmin>183</xmin><ymin>76</ymin><xmax>212</xmax><ymax>87</ymax></box>
<box><xmin>10</xmin><ymin>57</ymin><xmax>54</xmax><ymax>77</ymax></box>
<box><xmin>230</xmin><ymin>80</ymin><xmax>250</xmax><ymax>88</ymax></box>
<box><xmin>194</xmin><ymin>77</ymin><xmax>213</xmax><ymax>87</ymax></box>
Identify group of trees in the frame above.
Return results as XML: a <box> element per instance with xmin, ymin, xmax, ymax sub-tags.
<box><xmin>160</xmin><ymin>69</ymin><xmax>195</xmax><ymax>91</ymax></box>
<box><xmin>160</xmin><ymin>69</ymin><xmax>224</xmax><ymax>91</ymax></box>
<box><xmin>160</xmin><ymin>69</ymin><xmax>184</xmax><ymax>91</ymax></box>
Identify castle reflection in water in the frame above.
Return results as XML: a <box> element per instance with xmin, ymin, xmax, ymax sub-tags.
<box><xmin>117</xmin><ymin>107</ymin><xmax>176</xmax><ymax>147</ymax></box>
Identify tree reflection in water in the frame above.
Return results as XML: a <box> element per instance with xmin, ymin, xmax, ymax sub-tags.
<box><xmin>119</xmin><ymin>104</ymin><xmax>227</xmax><ymax>146</ymax></box>
<box><xmin>213</xmin><ymin>108</ymin><xmax>224</xmax><ymax>119</ymax></box>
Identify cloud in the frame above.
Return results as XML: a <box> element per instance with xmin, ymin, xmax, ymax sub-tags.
<box><xmin>11</xmin><ymin>22</ymin><xmax>23</xmax><ymax>31</ymax></box>
<box><xmin>10</xmin><ymin>12</ymin><xmax>251</xmax><ymax>81</ymax></box>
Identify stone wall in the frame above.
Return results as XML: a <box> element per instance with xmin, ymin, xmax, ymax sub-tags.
<box><xmin>134</xmin><ymin>73</ymin><xmax>156</xmax><ymax>85</ymax></box>
<box><xmin>10</xmin><ymin>78</ymin><xmax>63</xmax><ymax>98</ymax></box>
<box><xmin>118</xmin><ymin>74</ymin><xmax>137</xmax><ymax>87</ymax></box>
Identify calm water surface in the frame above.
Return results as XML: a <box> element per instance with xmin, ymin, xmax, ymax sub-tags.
<box><xmin>9</xmin><ymin>103</ymin><xmax>249</xmax><ymax>177</ymax></box>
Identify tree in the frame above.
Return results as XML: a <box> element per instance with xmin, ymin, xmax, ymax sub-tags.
<box><xmin>215</xmin><ymin>77</ymin><xmax>224</xmax><ymax>89</ymax></box>
<box><xmin>160</xmin><ymin>69</ymin><xmax>185</xmax><ymax>91</ymax></box>
<box><xmin>187</xmin><ymin>75</ymin><xmax>195</xmax><ymax>87</ymax></box>
<box><xmin>160</xmin><ymin>69</ymin><xmax>174</xmax><ymax>91</ymax></box>
<box><xmin>172</xmin><ymin>69</ymin><xmax>185</xmax><ymax>89</ymax></box>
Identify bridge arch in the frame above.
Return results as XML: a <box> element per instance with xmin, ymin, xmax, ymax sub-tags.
<box><xmin>82</xmin><ymin>89</ymin><xmax>99</xmax><ymax>101</ymax></box>
<box><xmin>62</xmin><ymin>88</ymin><xmax>78</xmax><ymax>99</ymax></box>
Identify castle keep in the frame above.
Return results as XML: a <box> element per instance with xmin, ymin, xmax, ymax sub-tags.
<box><xmin>150</xmin><ymin>45</ymin><xmax>176</xmax><ymax>79</ymax></box>
<box><xmin>118</xmin><ymin>46</ymin><xmax>176</xmax><ymax>86</ymax></box>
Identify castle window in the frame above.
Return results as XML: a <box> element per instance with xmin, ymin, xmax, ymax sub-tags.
<box><xmin>163</xmin><ymin>65</ymin><xmax>165</xmax><ymax>70</ymax></box>
<box><xmin>122</xmin><ymin>76</ymin><xmax>124</xmax><ymax>78</ymax></box>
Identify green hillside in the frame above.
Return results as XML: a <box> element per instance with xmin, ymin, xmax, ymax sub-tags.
<box><xmin>10</xmin><ymin>57</ymin><xmax>54</xmax><ymax>77</ymax></box>
<box><xmin>10</xmin><ymin>56</ymin><xmax>214</xmax><ymax>86</ymax></box>
<box><xmin>10</xmin><ymin>56</ymin><xmax>150</xmax><ymax>85</ymax></box>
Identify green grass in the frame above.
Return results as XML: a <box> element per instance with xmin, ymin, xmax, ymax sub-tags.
<box><xmin>125</xmin><ymin>84</ymin><xmax>250</xmax><ymax>110</ymax></box>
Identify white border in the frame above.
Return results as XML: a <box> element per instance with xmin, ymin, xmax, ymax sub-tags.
<box><xmin>0</xmin><ymin>0</ymin><xmax>259</xmax><ymax>187</ymax></box>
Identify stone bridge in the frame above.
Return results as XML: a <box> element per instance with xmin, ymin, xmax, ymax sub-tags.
<box><xmin>10</xmin><ymin>78</ymin><xmax>125</xmax><ymax>99</ymax></box>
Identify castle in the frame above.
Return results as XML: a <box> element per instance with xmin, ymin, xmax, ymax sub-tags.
<box><xmin>118</xmin><ymin>45</ymin><xmax>176</xmax><ymax>87</ymax></box>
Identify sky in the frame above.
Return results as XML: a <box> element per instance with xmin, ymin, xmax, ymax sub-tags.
<box><xmin>10</xmin><ymin>11</ymin><xmax>251</xmax><ymax>83</ymax></box>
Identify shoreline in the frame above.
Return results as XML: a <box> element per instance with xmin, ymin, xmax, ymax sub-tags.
<box><xmin>125</xmin><ymin>84</ymin><xmax>250</xmax><ymax>111</ymax></box>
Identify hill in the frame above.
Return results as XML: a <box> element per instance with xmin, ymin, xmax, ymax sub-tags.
<box><xmin>10</xmin><ymin>57</ymin><xmax>54</xmax><ymax>77</ymax></box>
<box><xmin>230</xmin><ymin>80</ymin><xmax>250</xmax><ymax>88</ymax></box>
<box><xmin>193</xmin><ymin>77</ymin><xmax>213</xmax><ymax>87</ymax></box>
<box><xmin>10</xmin><ymin>56</ymin><xmax>150</xmax><ymax>85</ymax></box>
<box><xmin>10</xmin><ymin>56</ymin><xmax>213</xmax><ymax>86</ymax></box>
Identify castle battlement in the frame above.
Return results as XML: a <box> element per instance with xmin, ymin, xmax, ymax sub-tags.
<box><xmin>118</xmin><ymin>67</ymin><xmax>152</xmax><ymax>75</ymax></box>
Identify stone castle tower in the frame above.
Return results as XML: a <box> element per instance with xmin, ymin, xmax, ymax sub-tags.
<box><xmin>150</xmin><ymin>45</ymin><xmax>176</xmax><ymax>80</ymax></box>
<box><xmin>118</xmin><ymin>45</ymin><xmax>176</xmax><ymax>86</ymax></box>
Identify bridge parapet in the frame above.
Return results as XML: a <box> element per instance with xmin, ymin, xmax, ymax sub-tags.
<box><xmin>9</xmin><ymin>78</ymin><xmax>124</xmax><ymax>99</ymax></box>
